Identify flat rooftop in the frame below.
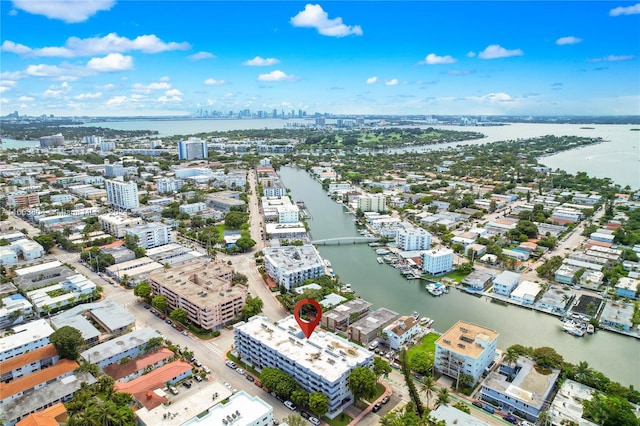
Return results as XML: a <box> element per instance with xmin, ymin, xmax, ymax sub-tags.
<box><xmin>0</xmin><ymin>319</ymin><xmax>55</xmax><ymax>357</ymax></box>
<box><xmin>350</xmin><ymin>308</ymin><xmax>399</xmax><ymax>335</ymax></box>
<box><xmin>482</xmin><ymin>356</ymin><xmax>559</xmax><ymax>409</ymax></box>
<box><xmin>80</xmin><ymin>328</ymin><xmax>161</xmax><ymax>364</ymax></box>
<box><xmin>600</xmin><ymin>301</ymin><xmax>634</xmax><ymax>328</ymax></box>
<box><xmin>235</xmin><ymin>316</ymin><xmax>372</xmax><ymax>383</ymax></box>
<box><xmin>148</xmin><ymin>260</ymin><xmax>245</xmax><ymax>307</ymax></box>
<box><xmin>430</xmin><ymin>404</ymin><xmax>490</xmax><ymax>426</ymax></box>
<box><xmin>510</xmin><ymin>280</ymin><xmax>541</xmax><ymax>299</ymax></box>
<box><xmin>135</xmin><ymin>381</ymin><xmax>231</xmax><ymax>425</ymax></box>
<box><xmin>263</xmin><ymin>245</ymin><xmax>323</xmax><ymax>269</ymax></box>
<box><xmin>550</xmin><ymin>379</ymin><xmax>598</xmax><ymax>426</ymax></box>
<box><xmin>51</xmin><ymin>300</ymin><xmax>135</xmax><ymax>340</ymax></box>
<box><xmin>182</xmin><ymin>390</ymin><xmax>272</xmax><ymax>426</ymax></box>
<box><xmin>323</xmin><ymin>299</ymin><xmax>373</xmax><ymax>323</ymax></box>
<box><xmin>436</xmin><ymin>321</ymin><xmax>499</xmax><ymax>359</ymax></box>
<box><xmin>462</xmin><ymin>270</ymin><xmax>494</xmax><ymax>287</ymax></box>
<box><xmin>1</xmin><ymin>371</ymin><xmax>95</xmax><ymax>425</ymax></box>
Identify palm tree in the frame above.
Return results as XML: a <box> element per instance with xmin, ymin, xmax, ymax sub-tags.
<box><xmin>503</xmin><ymin>348</ymin><xmax>519</xmax><ymax>369</ymax></box>
<box><xmin>575</xmin><ymin>361</ymin><xmax>592</xmax><ymax>384</ymax></box>
<box><xmin>420</xmin><ymin>374</ymin><xmax>436</xmax><ymax>408</ymax></box>
<box><xmin>436</xmin><ymin>387</ymin><xmax>451</xmax><ymax>407</ymax></box>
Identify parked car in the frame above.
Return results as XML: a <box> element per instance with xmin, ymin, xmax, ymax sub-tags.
<box><xmin>168</xmin><ymin>386</ymin><xmax>179</xmax><ymax>395</ymax></box>
<box><xmin>203</xmin><ymin>366</ymin><xmax>211</xmax><ymax>374</ymax></box>
<box><xmin>194</xmin><ymin>375</ymin><xmax>203</xmax><ymax>382</ymax></box>
<box><xmin>309</xmin><ymin>417</ymin><xmax>321</xmax><ymax>426</ymax></box>
<box><xmin>481</xmin><ymin>405</ymin><xmax>495</xmax><ymax>414</ymax></box>
<box><xmin>372</xmin><ymin>402</ymin><xmax>382</xmax><ymax>413</ymax></box>
<box><xmin>245</xmin><ymin>374</ymin><xmax>254</xmax><ymax>382</ymax></box>
<box><xmin>300</xmin><ymin>411</ymin><xmax>310</xmax><ymax>419</ymax></box>
<box><xmin>193</xmin><ymin>359</ymin><xmax>202</xmax><ymax>367</ymax></box>
<box><xmin>225</xmin><ymin>360</ymin><xmax>237</xmax><ymax>369</ymax></box>
<box><xmin>165</xmin><ymin>319</ymin><xmax>172</xmax><ymax>325</ymax></box>
<box><xmin>381</xmin><ymin>395</ymin><xmax>390</xmax><ymax>404</ymax></box>
<box><xmin>182</xmin><ymin>381</ymin><xmax>192</xmax><ymax>388</ymax></box>
<box><xmin>284</xmin><ymin>400</ymin><xmax>297</xmax><ymax>411</ymax></box>
<box><xmin>235</xmin><ymin>367</ymin><xmax>245</xmax><ymax>375</ymax></box>
<box><xmin>503</xmin><ymin>414</ymin><xmax>518</xmax><ymax>424</ymax></box>
<box><xmin>472</xmin><ymin>401</ymin><xmax>483</xmax><ymax>408</ymax></box>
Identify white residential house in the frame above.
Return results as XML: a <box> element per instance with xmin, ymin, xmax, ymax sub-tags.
<box><xmin>395</xmin><ymin>227</ymin><xmax>432</xmax><ymax>251</ymax></box>
<box><xmin>27</xmin><ymin>274</ymin><xmax>96</xmax><ymax>314</ymax></box>
<box><xmin>263</xmin><ymin>245</ymin><xmax>325</xmax><ymax>290</ymax></box>
<box><xmin>383</xmin><ymin>316</ymin><xmax>421</xmax><ymax>350</ymax></box>
<box><xmin>492</xmin><ymin>271</ymin><xmax>520</xmax><ymax>296</ymax></box>
<box><xmin>509</xmin><ymin>280</ymin><xmax>541</xmax><ymax>305</ymax></box>
<box><xmin>421</xmin><ymin>249</ymin><xmax>454</xmax><ymax>275</ymax></box>
<box><xmin>125</xmin><ymin>223</ymin><xmax>172</xmax><ymax>249</ymax></box>
<box><xmin>435</xmin><ymin>321</ymin><xmax>499</xmax><ymax>385</ymax></box>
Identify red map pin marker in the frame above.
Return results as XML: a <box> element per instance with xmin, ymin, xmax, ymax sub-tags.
<box><xmin>293</xmin><ymin>298</ymin><xmax>322</xmax><ymax>339</ymax></box>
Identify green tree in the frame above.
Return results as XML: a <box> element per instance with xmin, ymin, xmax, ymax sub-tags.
<box><xmin>133</xmin><ymin>246</ymin><xmax>146</xmax><ymax>258</ymax></box>
<box><xmin>236</xmin><ymin>236</ymin><xmax>256</xmax><ymax>251</ymax></box>
<box><xmin>347</xmin><ymin>366</ymin><xmax>378</xmax><ymax>402</ymax></box>
<box><xmin>308</xmin><ymin>392</ymin><xmax>329</xmax><ymax>417</ymax></box>
<box><xmin>260</xmin><ymin>367</ymin><xmax>298</xmax><ymax>398</ymax></box>
<box><xmin>408</xmin><ymin>350</ymin><xmax>433</xmax><ymax>374</ymax></box>
<box><xmin>241</xmin><ymin>296</ymin><xmax>264</xmax><ymax>321</ymax></box>
<box><xmin>33</xmin><ymin>234</ymin><xmax>56</xmax><ymax>252</ymax></box>
<box><xmin>152</xmin><ymin>295</ymin><xmax>168</xmax><ymax>313</ymax></box>
<box><xmin>373</xmin><ymin>356</ymin><xmax>392</xmax><ymax>380</ymax></box>
<box><xmin>283</xmin><ymin>415</ymin><xmax>306</xmax><ymax>426</ymax></box>
<box><xmin>436</xmin><ymin>387</ymin><xmax>451</xmax><ymax>407</ymax></box>
<box><xmin>224</xmin><ymin>211</ymin><xmax>249</xmax><ymax>229</ymax></box>
<box><xmin>420</xmin><ymin>375</ymin><xmax>436</xmax><ymax>408</ymax></box>
<box><xmin>170</xmin><ymin>308</ymin><xmax>188</xmax><ymax>324</ymax></box>
<box><xmin>133</xmin><ymin>282</ymin><xmax>152</xmax><ymax>300</ymax></box>
<box><xmin>532</xmin><ymin>346</ymin><xmax>563</xmax><ymax>369</ymax></box>
<box><xmin>231</xmin><ymin>273</ymin><xmax>248</xmax><ymax>286</ymax></box>
<box><xmin>50</xmin><ymin>326</ymin><xmax>84</xmax><ymax>360</ymax></box>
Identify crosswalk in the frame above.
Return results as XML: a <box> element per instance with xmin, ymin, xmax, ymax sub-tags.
<box><xmin>205</xmin><ymin>341</ymin><xmax>223</xmax><ymax>356</ymax></box>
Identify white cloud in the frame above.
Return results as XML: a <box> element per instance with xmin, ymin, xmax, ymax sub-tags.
<box><xmin>257</xmin><ymin>70</ymin><xmax>297</xmax><ymax>81</ymax></box>
<box><xmin>86</xmin><ymin>53</ymin><xmax>133</xmax><ymax>72</ymax></box>
<box><xmin>0</xmin><ymin>87</ymin><xmax>9</xmax><ymax>93</ymax></box>
<box><xmin>188</xmin><ymin>51</ymin><xmax>215</xmax><ymax>61</ymax></box>
<box><xmin>204</xmin><ymin>78</ymin><xmax>226</xmax><ymax>86</ymax></box>
<box><xmin>158</xmin><ymin>95</ymin><xmax>182</xmax><ymax>103</ymax></box>
<box><xmin>290</xmin><ymin>4</ymin><xmax>363</xmax><ymax>37</ymax></box>
<box><xmin>466</xmin><ymin>51</ymin><xmax>476</xmax><ymax>58</ymax></box>
<box><xmin>482</xmin><ymin>92</ymin><xmax>513</xmax><ymax>103</ymax></box>
<box><xmin>419</xmin><ymin>53</ymin><xmax>456</xmax><ymax>65</ymax></box>
<box><xmin>556</xmin><ymin>36</ymin><xmax>582</xmax><ymax>45</ymax></box>
<box><xmin>366</xmin><ymin>76</ymin><xmax>378</xmax><ymax>84</ymax></box>
<box><xmin>74</xmin><ymin>92</ymin><xmax>102</xmax><ymax>100</ymax></box>
<box><xmin>17</xmin><ymin>95</ymin><xmax>34</xmax><ymax>101</ymax></box>
<box><xmin>105</xmin><ymin>95</ymin><xmax>127</xmax><ymax>106</ymax></box>
<box><xmin>588</xmin><ymin>54</ymin><xmax>635</xmax><ymax>62</ymax></box>
<box><xmin>224</xmin><ymin>93</ymin><xmax>234</xmax><ymax>98</ymax></box>
<box><xmin>609</xmin><ymin>3</ymin><xmax>640</xmax><ymax>16</ymax></box>
<box><xmin>448</xmin><ymin>70</ymin><xmax>472</xmax><ymax>76</ymax></box>
<box><xmin>478</xmin><ymin>44</ymin><xmax>524</xmax><ymax>59</ymax></box>
<box><xmin>43</xmin><ymin>82</ymin><xmax>72</xmax><ymax>97</ymax></box>
<box><xmin>243</xmin><ymin>56</ymin><xmax>281</xmax><ymax>66</ymax></box>
<box><xmin>96</xmin><ymin>83</ymin><xmax>115</xmax><ymax>90</ymax></box>
<box><xmin>132</xmin><ymin>81</ymin><xmax>172</xmax><ymax>93</ymax></box>
<box><xmin>385</xmin><ymin>79</ymin><xmax>399</xmax><ymax>86</ymax></box>
<box><xmin>11</xmin><ymin>0</ymin><xmax>114</xmax><ymax>23</ymax></box>
<box><xmin>165</xmin><ymin>88</ymin><xmax>182</xmax><ymax>96</ymax></box>
<box><xmin>0</xmin><ymin>98</ymin><xmax>8</xmax><ymax>104</ymax></box>
<box><xmin>1</xmin><ymin>33</ymin><xmax>190</xmax><ymax>57</ymax></box>
<box><xmin>159</xmin><ymin>76</ymin><xmax>170</xmax><ymax>82</ymax></box>
<box><xmin>25</xmin><ymin>64</ymin><xmax>71</xmax><ymax>78</ymax></box>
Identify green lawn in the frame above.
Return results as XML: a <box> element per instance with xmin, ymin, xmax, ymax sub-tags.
<box><xmin>406</xmin><ymin>333</ymin><xmax>439</xmax><ymax>362</ymax></box>
<box><xmin>443</xmin><ymin>270</ymin><xmax>470</xmax><ymax>283</ymax></box>
<box><xmin>323</xmin><ymin>413</ymin><xmax>352</xmax><ymax>426</ymax></box>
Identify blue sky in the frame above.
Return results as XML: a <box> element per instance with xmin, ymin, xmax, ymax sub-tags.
<box><xmin>1</xmin><ymin>1</ymin><xmax>639</xmax><ymax>116</ymax></box>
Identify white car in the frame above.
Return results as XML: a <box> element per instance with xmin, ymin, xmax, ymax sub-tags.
<box><xmin>203</xmin><ymin>366</ymin><xmax>211</xmax><ymax>374</ymax></box>
<box><xmin>309</xmin><ymin>417</ymin><xmax>321</xmax><ymax>425</ymax></box>
<box><xmin>235</xmin><ymin>367</ymin><xmax>245</xmax><ymax>375</ymax></box>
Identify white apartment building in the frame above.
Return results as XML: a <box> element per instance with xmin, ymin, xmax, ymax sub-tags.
<box><xmin>50</xmin><ymin>194</ymin><xmax>73</xmax><ymax>204</ymax></box>
<box><xmin>395</xmin><ymin>227</ymin><xmax>432</xmax><ymax>251</ymax></box>
<box><xmin>383</xmin><ymin>316</ymin><xmax>421</xmax><ymax>350</ymax></box>
<box><xmin>277</xmin><ymin>204</ymin><xmax>300</xmax><ymax>223</ymax></box>
<box><xmin>263</xmin><ymin>245</ymin><xmax>325</xmax><ymax>290</ymax></box>
<box><xmin>0</xmin><ymin>247</ymin><xmax>18</xmax><ymax>265</ymax></box>
<box><xmin>81</xmin><ymin>328</ymin><xmax>162</xmax><ymax>369</ymax></box>
<box><xmin>156</xmin><ymin>177</ymin><xmax>184</xmax><ymax>193</ymax></box>
<box><xmin>27</xmin><ymin>274</ymin><xmax>96</xmax><ymax>314</ymax></box>
<box><xmin>148</xmin><ymin>260</ymin><xmax>246</xmax><ymax>330</ymax></box>
<box><xmin>435</xmin><ymin>321</ymin><xmax>499</xmax><ymax>384</ymax></box>
<box><xmin>358</xmin><ymin>194</ymin><xmax>386</xmax><ymax>212</ymax></box>
<box><xmin>551</xmin><ymin>207</ymin><xmax>583</xmax><ymax>223</ymax></box>
<box><xmin>510</xmin><ymin>280</ymin><xmax>541</xmax><ymax>305</ymax></box>
<box><xmin>328</xmin><ymin>183</ymin><xmax>352</xmax><ymax>194</ymax></box>
<box><xmin>125</xmin><ymin>223</ymin><xmax>172</xmax><ymax>249</ymax></box>
<box><xmin>182</xmin><ymin>391</ymin><xmax>273</xmax><ymax>426</ymax></box>
<box><xmin>0</xmin><ymin>319</ymin><xmax>55</xmax><ymax>362</ymax></box>
<box><xmin>178</xmin><ymin>137</ymin><xmax>208</xmax><ymax>160</ymax></box>
<box><xmin>492</xmin><ymin>271</ymin><xmax>521</xmax><ymax>296</ymax></box>
<box><xmin>421</xmin><ymin>248</ymin><xmax>454</xmax><ymax>275</ymax></box>
<box><xmin>179</xmin><ymin>202</ymin><xmax>207</xmax><ymax>215</ymax></box>
<box><xmin>105</xmin><ymin>178</ymin><xmax>139</xmax><ymax>210</ymax></box>
<box><xmin>234</xmin><ymin>316</ymin><xmax>373</xmax><ymax>417</ymax></box>
<box><xmin>98</xmin><ymin>213</ymin><xmax>145</xmax><ymax>238</ymax></box>
<box><xmin>10</xmin><ymin>240</ymin><xmax>44</xmax><ymax>260</ymax></box>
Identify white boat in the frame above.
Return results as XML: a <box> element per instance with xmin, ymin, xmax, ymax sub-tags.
<box><xmin>419</xmin><ymin>317</ymin><xmax>434</xmax><ymax>327</ymax></box>
<box><xmin>412</xmin><ymin>311</ymin><xmax>420</xmax><ymax>321</ymax></box>
<box><xmin>324</xmin><ymin>259</ymin><xmax>332</xmax><ymax>267</ymax></box>
<box><xmin>377</xmin><ymin>257</ymin><xmax>384</xmax><ymax>264</ymax></box>
<box><xmin>376</xmin><ymin>248</ymin><xmax>390</xmax><ymax>255</ymax></box>
<box><xmin>586</xmin><ymin>324</ymin><xmax>595</xmax><ymax>334</ymax></box>
<box><xmin>425</xmin><ymin>283</ymin><xmax>445</xmax><ymax>296</ymax></box>
<box><xmin>562</xmin><ymin>321</ymin><xmax>586</xmax><ymax>337</ymax></box>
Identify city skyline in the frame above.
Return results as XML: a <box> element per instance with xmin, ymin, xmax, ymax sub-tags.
<box><xmin>1</xmin><ymin>1</ymin><xmax>639</xmax><ymax>117</ymax></box>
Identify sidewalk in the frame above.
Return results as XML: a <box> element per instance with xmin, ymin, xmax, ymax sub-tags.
<box><xmin>346</xmin><ymin>380</ymin><xmax>392</xmax><ymax>425</ymax></box>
